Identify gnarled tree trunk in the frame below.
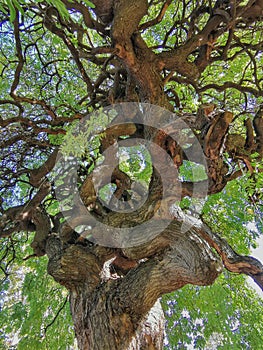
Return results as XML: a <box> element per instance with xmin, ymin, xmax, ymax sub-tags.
<box><xmin>42</xmin><ymin>1</ymin><xmax>263</xmax><ymax>348</ymax></box>
<box><xmin>1</xmin><ymin>1</ymin><xmax>263</xmax><ymax>349</ymax></box>
<box><xmin>46</xmin><ymin>220</ymin><xmax>223</xmax><ymax>349</ymax></box>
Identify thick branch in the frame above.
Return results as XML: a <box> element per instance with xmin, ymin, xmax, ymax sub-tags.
<box><xmin>46</xmin><ymin>239</ymin><xmax>102</xmax><ymax>291</ymax></box>
<box><xmin>29</xmin><ymin>149</ymin><xmax>59</xmax><ymax>187</ymax></box>
<box><xmin>0</xmin><ymin>181</ymin><xmax>51</xmax><ymax>238</ymax></box>
<box><xmin>253</xmin><ymin>104</ymin><xmax>263</xmax><ymax>157</ymax></box>
<box><xmin>196</xmin><ymin>222</ymin><xmax>263</xmax><ymax>291</ymax></box>
<box><xmin>10</xmin><ymin>12</ymin><xmax>24</xmax><ymax>97</ymax></box>
<box><xmin>198</xmin><ymin>81</ymin><xmax>263</xmax><ymax>97</ymax></box>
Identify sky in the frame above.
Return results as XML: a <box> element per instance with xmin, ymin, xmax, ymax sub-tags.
<box><xmin>248</xmin><ymin>234</ymin><xmax>263</xmax><ymax>296</ymax></box>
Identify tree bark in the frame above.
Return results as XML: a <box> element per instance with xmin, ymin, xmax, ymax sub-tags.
<box><xmin>46</xmin><ymin>219</ymin><xmax>223</xmax><ymax>349</ymax></box>
<box><xmin>2</xmin><ymin>2</ymin><xmax>263</xmax><ymax>349</ymax></box>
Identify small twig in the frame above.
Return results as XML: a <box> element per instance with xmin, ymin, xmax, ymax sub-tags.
<box><xmin>163</xmin><ymin>70</ymin><xmax>176</xmax><ymax>84</ymax></box>
<box><xmin>43</xmin><ymin>295</ymin><xmax>69</xmax><ymax>335</ymax></box>
<box><xmin>139</xmin><ymin>0</ymin><xmax>172</xmax><ymax>31</ymax></box>
<box><xmin>23</xmin><ymin>253</ymin><xmax>37</xmax><ymax>261</ymax></box>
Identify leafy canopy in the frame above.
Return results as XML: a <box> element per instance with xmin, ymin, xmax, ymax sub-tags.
<box><xmin>0</xmin><ymin>0</ymin><xmax>263</xmax><ymax>349</ymax></box>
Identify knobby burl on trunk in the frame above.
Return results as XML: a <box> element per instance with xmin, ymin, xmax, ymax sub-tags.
<box><xmin>46</xmin><ymin>219</ymin><xmax>222</xmax><ymax>350</ymax></box>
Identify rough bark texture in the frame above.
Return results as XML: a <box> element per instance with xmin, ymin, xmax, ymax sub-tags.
<box><xmin>46</xmin><ymin>220</ymin><xmax>223</xmax><ymax>349</ymax></box>
<box><xmin>1</xmin><ymin>0</ymin><xmax>263</xmax><ymax>349</ymax></box>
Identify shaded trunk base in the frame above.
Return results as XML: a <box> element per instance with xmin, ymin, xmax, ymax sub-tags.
<box><xmin>70</xmin><ymin>290</ymin><xmax>165</xmax><ymax>350</ymax></box>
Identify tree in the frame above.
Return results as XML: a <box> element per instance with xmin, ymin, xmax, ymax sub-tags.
<box><xmin>0</xmin><ymin>0</ymin><xmax>263</xmax><ymax>349</ymax></box>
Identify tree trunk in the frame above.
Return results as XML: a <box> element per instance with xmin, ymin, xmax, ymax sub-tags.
<box><xmin>40</xmin><ymin>2</ymin><xmax>263</xmax><ymax>348</ymax></box>
<box><xmin>1</xmin><ymin>1</ymin><xmax>263</xmax><ymax>349</ymax></box>
<box><xmin>70</xmin><ymin>292</ymin><xmax>165</xmax><ymax>350</ymax></box>
<box><xmin>46</xmin><ymin>220</ymin><xmax>222</xmax><ymax>350</ymax></box>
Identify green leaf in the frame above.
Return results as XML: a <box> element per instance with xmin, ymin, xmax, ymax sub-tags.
<box><xmin>6</xmin><ymin>0</ymin><xmax>16</xmax><ymax>22</ymax></box>
<box><xmin>12</xmin><ymin>0</ymin><xmax>24</xmax><ymax>14</ymax></box>
<box><xmin>80</xmin><ymin>0</ymin><xmax>95</xmax><ymax>8</ymax></box>
<box><xmin>46</xmin><ymin>0</ymin><xmax>69</xmax><ymax>20</ymax></box>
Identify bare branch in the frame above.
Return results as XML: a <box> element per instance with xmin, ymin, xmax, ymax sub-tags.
<box><xmin>198</xmin><ymin>81</ymin><xmax>263</xmax><ymax>97</ymax></box>
<box><xmin>196</xmin><ymin>222</ymin><xmax>263</xmax><ymax>291</ymax></box>
<box><xmin>139</xmin><ymin>0</ymin><xmax>172</xmax><ymax>31</ymax></box>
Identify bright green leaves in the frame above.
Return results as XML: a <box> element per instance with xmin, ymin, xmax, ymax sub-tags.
<box><xmin>119</xmin><ymin>145</ymin><xmax>152</xmax><ymax>184</ymax></box>
<box><xmin>47</xmin><ymin>0</ymin><xmax>70</xmax><ymax>20</ymax></box>
<box><xmin>48</xmin><ymin>133</ymin><xmax>65</xmax><ymax>146</ymax></box>
<box><xmin>243</xmin><ymin>153</ymin><xmax>263</xmax><ymax>201</ymax></box>
<box><xmin>0</xmin><ymin>1</ymin><xmax>8</xmax><ymax>15</ymax></box>
<box><xmin>5</xmin><ymin>0</ymin><xmax>24</xmax><ymax>22</ymax></box>
<box><xmin>60</xmin><ymin>109</ymin><xmax>113</xmax><ymax>158</ymax></box>
<box><xmin>162</xmin><ymin>273</ymin><xmax>263</xmax><ymax>350</ymax></box>
<box><xmin>81</xmin><ymin>0</ymin><xmax>95</xmax><ymax>8</ymax></box>
<box><xmin>202</xmin><ymin>177</ymin><xmax>260</xmax><ymax>253</ymax></box>
<box><xmin>0</xmin><ymin>238</ymin><xmax>74</xmax><ymax>350</ymax></box>
<box><xmin>3</xmin><ymin>0</ymin><xmax>95</xmax><ymax>23</ymax></box>
<box><xmin>179</xmin><ymin>160</ymin><xmax>207</xmax><ymax>182</ymax></box>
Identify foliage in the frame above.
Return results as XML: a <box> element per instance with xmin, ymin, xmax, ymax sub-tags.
<box><xmin>59</xmin><ymin>108</ymin><xmax>111</xmax><ymax>158</ymax></box>
<box><xmin>119</xmin><ymin>145</ymin><xmax>152</xmax><ymax>183</ymax></box>
<box><xmin>202</xmin><ymin>178</ymin><xmax>261</xmax><ymax>253</ymax></box>
<box><xmin>0</xmin><ymin>234</ymin><xmax>75</xmax><ymax>349</ymax></box>
<box><xmin>161</xmin><ymin>170</ymin><xmax>263</xmax><ymax>349</ymax></box>
<box><xmin>0</xmin><ymin>0</ymin><xmax>263</xmax><ymax>349</ymax></box>
<box><xmin>1</xmin><ymin>0</ymin><xmax>95</xmax><ymax>23</ymax></box>
<box><xmin>163</xmin><ymin>274</ymin><xmax>263</xmax><ymax>350</ymax></box>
